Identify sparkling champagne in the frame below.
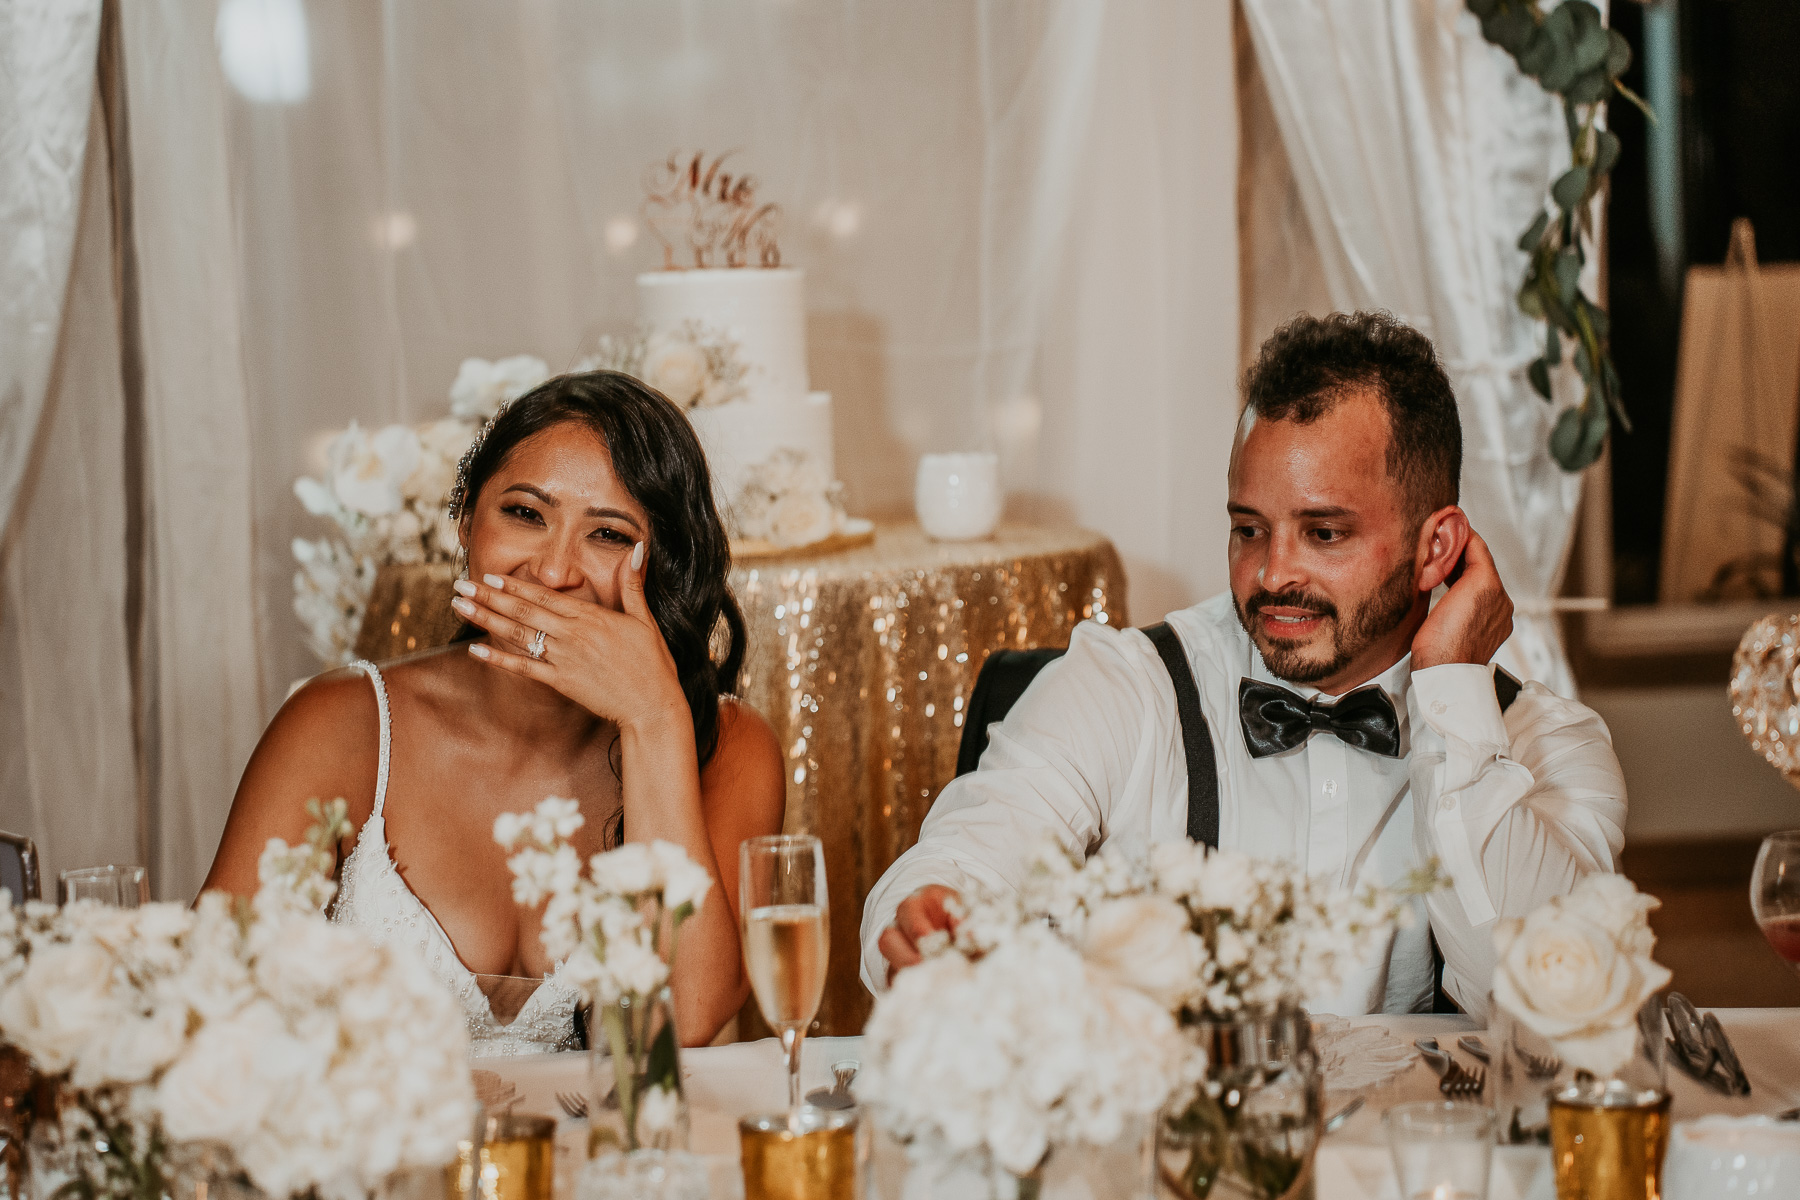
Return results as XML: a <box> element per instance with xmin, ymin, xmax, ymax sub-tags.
<box><xmin>745</xmin><ymin>903</ymin><xmax>828</xmax><ymax>1031</ymax></box>
<box><xmin>1549</xmin><ymin>1093</ymin><xmax>1670</xmax><ymax>1200</ymax></box>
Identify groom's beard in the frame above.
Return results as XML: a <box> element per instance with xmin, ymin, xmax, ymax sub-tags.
<box><xmin>1234</xmin><ymin>556</ymin><xmax>1417</xmax><ymax>686</ymax></box>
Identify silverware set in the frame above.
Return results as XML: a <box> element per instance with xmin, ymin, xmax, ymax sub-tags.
<box><xmin>1414</xmin><ymin>1038</ymin><xmax>1486</xmax><ymax>1097</ymax></box>
<box><xmin>1663</xmin><ymin>992</ymin><xmax>1752</xmax><ymax>1097</ymax></box>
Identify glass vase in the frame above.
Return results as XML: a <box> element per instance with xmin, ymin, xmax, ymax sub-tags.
<box><xmin>586</xmin><ymin>987</ymin><xmax>688</xmax><ymax>1157</ymax></box>
<box><xmin>1156</xmin><ymin>1007</ymin><xmax>1320</xmax><ymax>1200</ymax></box>
<box><xmin>1492</xmin><ymin>993</ymin><xmax>1669</xmax><ymax>1200</ymax></box>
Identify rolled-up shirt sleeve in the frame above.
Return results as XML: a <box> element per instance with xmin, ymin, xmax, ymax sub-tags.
<box><xmin>858</xmin><ymin>620</ymin><xmax>1163</xmax><ymax>995</ymax></box>
<box><xmin>1409</xmin><ymin>665</ymin><xmax>1628</xmax><ymax>1015</ymax></box>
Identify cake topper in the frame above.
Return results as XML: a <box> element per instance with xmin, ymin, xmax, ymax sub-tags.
<box><xmin>642</xmin><ymin>151</ymin><xmax>781</xmax><ymax>270</ymax></box>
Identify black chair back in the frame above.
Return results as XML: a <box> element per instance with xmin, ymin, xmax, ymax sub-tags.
<box><xmin>954</xmin><ymin>647</ymin><xmax>1069</xmax><ymax>777</ymax></box>
<box><xmin>0</xmin><ymin>831</ymin><xmax>41</xmax><ymax>905</ymax></box>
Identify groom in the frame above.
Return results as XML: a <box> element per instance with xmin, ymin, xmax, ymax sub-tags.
<box><xmin>862</xmin><ymin>311</ymin><xmax>1627</xmax><ymax>1016</ymax></box>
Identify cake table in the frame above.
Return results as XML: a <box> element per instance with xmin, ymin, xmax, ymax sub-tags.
<box><xmin>352</xmin><ymin>520</ymin><xmax>1128</xmax><ymax>1035</ymax></box>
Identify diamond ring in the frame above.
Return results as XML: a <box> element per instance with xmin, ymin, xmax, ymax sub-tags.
<box><xmin>527</xmin><ymin>629</ymin><xmax>547</xmax><ymax>660</ymax></box>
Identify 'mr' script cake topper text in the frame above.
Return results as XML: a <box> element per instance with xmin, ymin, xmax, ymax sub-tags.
<box><xmin>643</xmin><ymin>151</ymin><xmax>782</xmax><ymax>270</ymax></box>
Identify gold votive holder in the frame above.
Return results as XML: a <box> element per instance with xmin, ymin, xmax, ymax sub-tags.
<box><xmin>447</xmin><ymin>1112</ymin><xmax>556</xmax><ymax>1200</ymax></box>
<box><xmin>739</xmin><ymin>1108</ymin><xmax>862</xmax><ymax>1200</ymax></box>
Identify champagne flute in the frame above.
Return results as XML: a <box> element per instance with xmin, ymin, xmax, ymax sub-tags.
<box><xmin>739</xmin><ymin>835</ymin><xmax>829</xmax><ymax>1118</ymax></box>
<box><xmin>1751</xmin><ymin>830</ymin><xmax>1800</xmax><ymax>976</ymax></box>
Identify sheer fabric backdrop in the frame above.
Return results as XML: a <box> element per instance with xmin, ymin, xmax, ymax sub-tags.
<box><xmin>1240</xmin><ymin>0</ymin><xmax>1581</xmax><ymax>693</ymax></box>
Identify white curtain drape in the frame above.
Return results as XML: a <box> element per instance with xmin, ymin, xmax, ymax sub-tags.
<box><xmin>1241</xmin><ymin>0</ymin><xmax>1582</xmax><ymax>693</ymax></box>
<box><xmin>232</xmin><ymin>0</ymin><xmax>1241</xmax><ymax>707</ymax></box>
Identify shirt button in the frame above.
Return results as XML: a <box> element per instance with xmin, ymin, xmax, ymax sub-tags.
<box><xmin>1440</xmin><ymin>797</ymin><xmax>1456</xmax><ymax>812</ymax></box>
<box><xmin>1322</xmin><ymin>779</ymin><xmax>1338</xmax><ymax>797</ymax></box>
<box><xmin>1431</xmin><ymin>700</ymin><xmax>1449</xmax><ymax>715</ymax></box>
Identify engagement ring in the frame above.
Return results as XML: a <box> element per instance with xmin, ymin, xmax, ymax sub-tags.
<box><xmin>528</xmin><ymin>629</ymin><xmax>547</xmax><ymax>660</ymax></box>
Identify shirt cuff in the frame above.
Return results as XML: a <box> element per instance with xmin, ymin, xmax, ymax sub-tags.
<box><xmin>1410</xmin><ymin>663</ymin><xmax>1509</xmax><ymax>753</ymax></box>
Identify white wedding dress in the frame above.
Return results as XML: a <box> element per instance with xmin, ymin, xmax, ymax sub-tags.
<box><xmin>331</xmin><ymin>661</ymin><xmax>582</xmax><ymax>1057</ymax></box>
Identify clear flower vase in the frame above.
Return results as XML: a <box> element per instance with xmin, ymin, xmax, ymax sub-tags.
<box><xmin>1155</xmin><ymin>1007</ymin><xmax>1320</xmax><ymax>1200</ymax></box>
<box><xmin>586</xmin><ymin>987</ymin><xmax>689</xmax><ymax>1157</ymax></box>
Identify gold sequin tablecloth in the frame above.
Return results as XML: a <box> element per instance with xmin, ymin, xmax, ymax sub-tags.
<box><xmin>353</xmin><ymin>522</ymin><xmax>1128</xmax><ymax>1034</ymax></box>
<box><xmin>729</xmin><ymin>522</ymin><xmax>1126</xmax><ymax>1033</ymax></box>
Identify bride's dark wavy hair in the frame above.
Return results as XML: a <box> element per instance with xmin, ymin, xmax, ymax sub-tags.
<box><xmin>453</xmin><ymin>370</ymin><xmax>747</xmax><ymax>767</ymax></box>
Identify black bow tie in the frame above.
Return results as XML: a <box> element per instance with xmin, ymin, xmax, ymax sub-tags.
<box><xmin>1238</xmin><ymin>679</ymin><xmax>1402</xmax><ymax>759</ymax></box>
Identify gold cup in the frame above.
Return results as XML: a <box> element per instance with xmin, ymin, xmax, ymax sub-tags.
<box><xmin>446</xmin><ymin>1113</ymin><xmax>556</xmax><ymax>1200</ymax></box>
<box><xmin>739</xmin><ymin>1109</ymin><xmax>861</xmax><ymax>1200</ymax></box>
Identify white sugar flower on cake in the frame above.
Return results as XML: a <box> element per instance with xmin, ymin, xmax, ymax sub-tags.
<box><xmin>448</xmin><ymin>354</ymin><xmax>551</xmax><ymax>420</ymax></box>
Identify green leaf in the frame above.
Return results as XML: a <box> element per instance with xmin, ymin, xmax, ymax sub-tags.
<box><xmin>1568</xmin><ymin>67</ymin><xmax>1610</xmax><ymax>105</ymax></box>
<box><xmin>1491</xmin><ymin>6</ymin><xmax>1539</xmax><ymax>55</ymax></box>
<box><xmin>1580</xmin><ymin>404</ymin><xmax>1610</xmax><ymax>463</ymax></box>
<box><xmin>1467</xmin><ymin>0</ymin><xmax>1502</xmax><ymax>18</ymax></box>
<box><xmin>646</xmin><ymin>1021</ymin><xmax>681</xmax><ymax>1090</ymax></box>
<box><xmin>1573</xmin><ymin>23</ymin><xmax>1610</xmax><ymax>73</ymax></box>
<box><xmin>1550</xmin><ymin>405</ymin><xmax>1588</xmax><ymax>468</ymax></box>
<box><xmin>1552</xmin><ymin>166</ymin><xmax>1590</xmax><ymax>211</ymax></box>
<box><xmin>1519</xmin><ymin>280</ymin><xmax>1545</xmax><ymax>319</ymax></box>
<box><xmin>1605</xmin><ymin>28</ymin><xmax>1633</xmax><ymax>78</ymax></box>
<box><xmin>1518</xmin><ymin>28</ymin><xmax>1559</xmax><ymax>76</ymax></box>
<box><xmin>1529</xmin><ymin>356</ymin><xmax>1553</xmax><ymax>400</ymax></box>
<box><xmin>1555</xmin><ymin>249</ymin><xmax>1583</xmax><ymax>306</ymax></box>
<box><xmin>1517</xmin><ymin>209</ymin><xmax>1551</xmax><ymax>252</ymax></box>
<box><xmin>1573</xmin><ymin>341</ymin><xmax>1594</xmax><ymax>382</ymax></box>
<box><xmin>1583</xmin><ymin>298</ymin><xmax>1610</xmax><ymax>340</ymax></box>
<box><xmin>1545</xmin><ymin>321</ymin><xmax>1562</xmax><ymax>366</ymax></box>
<box><xmin>1593</xmin><ymin>129</ymin><xmax>1621</xmax><ymax>178</ymax></box>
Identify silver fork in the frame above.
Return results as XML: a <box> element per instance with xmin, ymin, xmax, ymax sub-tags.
<box><xmin>1507</xmin><ymin>1035</ymin><xmax>1563</xmax><ymax>1079</ymax></box>
<box><xmin>555</xmin><ymin>1091</ymin><xmax>589</xmax><ymax>1119</ymax></box>
<box><xmin>1415</xmin><ymin>1038</ymin><xmax>1486</xmax><ymax>1097</ymax></box>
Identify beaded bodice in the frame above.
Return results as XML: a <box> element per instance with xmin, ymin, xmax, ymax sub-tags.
<box><xmin>332</xmin><ymin>661</ymin><xmax>581</xmax><ymax>1057</ymax></box>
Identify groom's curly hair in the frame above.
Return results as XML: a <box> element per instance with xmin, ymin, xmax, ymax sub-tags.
<box><xmin>454</xmin><ymin>370</ymin><xmax>747</xmax><ymax>772</ymax></box>
<box><xmin>1241</xmin><ymin>311</ymin><xmax>1462</xmax><ymax>523</ymax></box>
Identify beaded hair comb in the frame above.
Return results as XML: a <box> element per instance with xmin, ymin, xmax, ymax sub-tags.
<box><xmin>447</xmin><ymin>402</ymin><xmax>510</xmax><ymax>522</ymax></box>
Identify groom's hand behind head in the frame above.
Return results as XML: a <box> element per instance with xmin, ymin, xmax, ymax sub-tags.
<box><xmin>879</xmin><ymin>884</ymin><xmax>962</xmax><ymax>984</ymax></box>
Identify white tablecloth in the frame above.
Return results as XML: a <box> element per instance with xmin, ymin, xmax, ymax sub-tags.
<box><xmin>486</xmin><ymin>1011</ymin><xmax>1800</xmax><ymax>1200</ymax></box>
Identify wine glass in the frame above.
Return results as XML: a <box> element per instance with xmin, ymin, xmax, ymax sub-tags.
<box><xmin>739</xmin><ymin>835</ymin><xmax>829</xmax><ymax>1117</ymax></box>
<box><xmin>1751</xmin><ymin>830</ymin><xmax>1800</xmax><ymax>976</ymax></box>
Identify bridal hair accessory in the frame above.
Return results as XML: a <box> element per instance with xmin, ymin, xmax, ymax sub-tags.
<box><xmin>642</xmin><ymin>150</ymin><xmax>782</xmax><ymax>270</ymax></box>
<box><xmin>447</xmin><ymin>402</ymin><xmax>510</xmax><ymax>522</ymax></box>
<box><xmin>528</xmin><ymin>629</ymin><xmax>547</xmax><ymax>660</ymax></box>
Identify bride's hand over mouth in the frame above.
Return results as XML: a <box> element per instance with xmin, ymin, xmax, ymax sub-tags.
<box><xmin>451</xmin><ymin>541</ymin><xmax>686</xmax><ymax>735</ymax></box>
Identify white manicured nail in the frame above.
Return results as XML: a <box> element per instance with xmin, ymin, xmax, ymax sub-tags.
<box><xmin>483</xmin><ymin>574</ymin><xmax>506</xmax><ymax>589</ymax></box>
<box><xmin>451</xmin><ymin>597</ymin><xmax>475</xmax><ymax>617</ymax></box>
<box><xmin>452</xmin><ymin>579</ymin><xmax>476</xmax><ymax>597</ymax></box>
<box><xmin>630</xmin><ymin>541</ymin><xmax>645</xmax><ymax>571</ymax></box>
<box><xmin>468</xmin><ymin>643</ymin><xmax>491</xmax><ymax>659</ymax></box>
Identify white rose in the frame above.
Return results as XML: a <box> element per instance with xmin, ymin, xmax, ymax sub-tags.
<box><xmin>1079</xmin><ymin>896</ymin><xmax>1203</xmax><ymax>1010</ymax></box>
<box><xmin>157</xmin><ymin>999</ymin><xmax>302</xmax><ymax>1142</ymax></box>
<box><xmin>1194</xmin><ymin>849</ymin><xmax>1258</xmax><ymax>916</ymax></box>
<box><xmin>0</xmin><ymin>939</ymin><xmax>123</xmax><ymax>1072</ymax></box>
<box><xmin>1491</xmin><ymin>900</ymin><xmax>1671</xmax><ymax>1077</ymax></box>
<box><xmin>330</xmin><ymin>423</ymin><xmax>422</xmax><ymax>517</ymax></box>
<box><xmin>76</xmin><ymin>1002</ymin><xmax>189</xmax><ymax>1088</ymax></box>
<box><xmin>647</xmin><ymin>841</ymin><xmax>712</xmax><ymax>914</ymax></box>
<box><xmin>764</xmin><ymin>490</ymin><xmax>837</xmax><ymax>549</ymax></box>
<box><xmin>449</xmin><ymin>356</ymin><xmax>550</xmax><ymax>420</ymax></box>
<box><xmin>1563</xmin><ymin>872</ymin><xmax>1660</xmax><ymax>959</ymax></box>
<box><xmin>638</xmin><ymin>1084</ymin><xmax>681</xmax><ymax>1135</ymax></box>
<box><xmin>640</xmin><ymin>337</ymin><xmax>711</xmax><ymax>407</ymax></box>
<box><xmin>590</xmin><ymin>843</ymin><xmax>656</xmax><ymax>895</ymax></box>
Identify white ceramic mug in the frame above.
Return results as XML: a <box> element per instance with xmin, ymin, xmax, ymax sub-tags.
<box><xmin>1663</xmin><ymin>1116</ymin><xmax>1800</xmax><ymax>1200</ymax></box>
<box><xmin>914</xmin><ymin>452</ymin><xmax>1001</xmax><ymax>541</ymax></box>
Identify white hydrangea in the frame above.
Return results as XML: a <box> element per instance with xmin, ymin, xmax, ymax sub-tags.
<box><xmin>448</xmin><ymin>355</ymin><xmax>551</xmax><ymax>420</ymax></box>
<box><xmin>731</xmin><ymin>448</ymin><xmax>846</xmax><ymax>548</ymax></box>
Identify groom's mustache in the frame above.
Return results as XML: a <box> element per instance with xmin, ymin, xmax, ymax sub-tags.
<box><xmin>1244</xmin><ymin>589</ymin><xmax>1337</xmax><ymax>622</ymax></box>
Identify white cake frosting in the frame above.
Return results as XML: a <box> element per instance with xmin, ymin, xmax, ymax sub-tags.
<box><xmin>636</xmin><ymin>267</ymin><xmax>841</xmax><ymax>536</ymax></box>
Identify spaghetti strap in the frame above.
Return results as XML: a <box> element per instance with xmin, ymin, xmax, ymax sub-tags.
<box><xmin>350</xmin><ymin>660</ymin><xmax>393</xmax><ymax>818</ymax></box>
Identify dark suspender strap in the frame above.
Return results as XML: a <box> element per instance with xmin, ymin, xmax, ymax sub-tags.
<box><xmin>1494</xmin><ymin>666</ymin><xmax>1522</xmax><ymax>714</ymax></box>
<box><xmin>1143</xmin><ymin>622</ymin><xmax>1220</xmax><ymax>849</ymax></box>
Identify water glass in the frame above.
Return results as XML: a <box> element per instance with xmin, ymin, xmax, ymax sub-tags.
<box><xmin>914</xmin><ymin>452</ymin><xmax>1001</xmax><ymax>541</ymax></box>
<box><xmin>1662</xmin><ymin>1116</ymin><xmax>1800</xmax><ymax>1199</ymax></box>
<box><xmin>1384</xmin><ymin>1102</ymin><xmax>1495</xmax><ymax>1200</ymax></box>
<box><xmin>57</xmin><ymin>865</ymin><xmax>148</xmax><ymax>907</ymax></box>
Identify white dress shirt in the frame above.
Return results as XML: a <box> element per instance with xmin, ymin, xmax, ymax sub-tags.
<box><xmin>859</xmin><ymin>593</ymin><xmax>1628</xmax><ymax>1019</ymax></box>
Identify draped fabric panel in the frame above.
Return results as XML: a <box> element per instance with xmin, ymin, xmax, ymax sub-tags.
<box><xmin>0</xmin><ymin>91</ymin><xmax>137</xmax><ymax>890</ymax></box>
<box><xmin>0</xmin><ymin>0</ymin><xmax>101</xmax><ymax>543</ymax></box>
<box><xmin>1240</xmin><ymin>0</ymin><xmax>1582</xmax><ymax>694</ymax></box>
<box><xmin>119</xmin><ymin>1</ymin><xmax>266</xmax><ymax>901</ymax></box>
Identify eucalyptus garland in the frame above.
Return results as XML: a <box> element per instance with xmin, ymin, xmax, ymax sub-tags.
<box><xmin>1468</xmin><ymin>0</ymin><xmax>1651</xmax><ymax>470</ymax></box>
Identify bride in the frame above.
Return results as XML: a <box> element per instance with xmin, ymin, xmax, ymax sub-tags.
<box><xmin>201</xmin><ymin>371</ymin><xmax>786</xmax><ymax>1052</ymax></box>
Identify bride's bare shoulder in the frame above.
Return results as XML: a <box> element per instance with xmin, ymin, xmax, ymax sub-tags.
<box><xmin>701</xmin><ymin>698</ymin><xmax>784</xmax><ymax>830</ymax></box>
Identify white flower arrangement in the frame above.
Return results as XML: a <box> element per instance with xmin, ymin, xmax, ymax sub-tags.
<box><xmin>1490</xmin><ymin>872</ymin><xmax>1671</xmax><ymax>1078</ymax></box>
<box><xmin>578</xmin><ymin>322</ymin><xmax>746</xmax><ymax>411</ymax></box>
<box><xmin>292</xmin><ymin>357</ymin><xmax>552</xmax><ymax>666</ymax></box>
<box><xmin>860</xmin><ymin>838</ymin><xmax>1435</xmax><ymax>1178</ymax></box>
<box><xmin>0</xmin><ymin>800</ymin><xmax>475</xmax><ymax>1200</ymax></box>
<box><xmin>730</xmin><ymin>448</ymin><xmax>848</xmax><ymax>550</ymax></box>
<box><xmin>495</xmin><ymin>797</ymin><xmax>711</xmax><ymax>1152</ymax></box>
